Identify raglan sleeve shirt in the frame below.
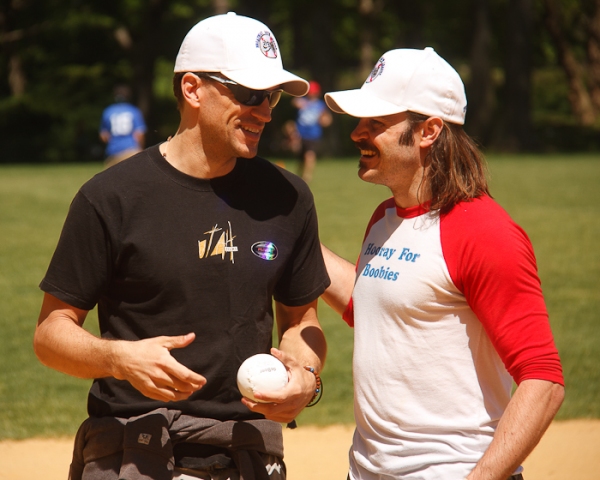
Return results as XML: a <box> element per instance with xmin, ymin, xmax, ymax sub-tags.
<box><xmin>441</xmin><ymin>196</ymin><xmax>563</xmax><ymax>386</ymax></box>
<box><xmin>343</xmin><ymin>196</ymin><xmax>563</xmax><ymax>386</ymax></box>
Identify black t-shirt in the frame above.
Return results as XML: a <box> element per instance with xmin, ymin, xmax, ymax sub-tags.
<box><xmin>40</xmin><ymin>145</ymin><xmax>330</xmax><ymax>420</ymax></box>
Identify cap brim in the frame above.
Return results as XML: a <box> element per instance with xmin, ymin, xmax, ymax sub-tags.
<box><xmin>325</xmin><ymin>89</ymin><xmax>407</xmax><ymax>117</ymax></box>
<box><xmin>224</xmin><ymin>68</ymin><xmax>309</xmax><ymax>96</ymax></box>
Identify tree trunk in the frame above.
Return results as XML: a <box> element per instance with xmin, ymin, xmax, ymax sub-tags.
<box><xmin>466</xmin><ymin>0</ymin><xmax>495</xmax><ymax>144</ymax></box>
<box><xmin>130</xmin><ymin>0</ymin><xmax>170</xmax><ymax>144</ymax></box>
<box><xmin>494</xmin><ymin>0</ymin><xmax>535</xmax><ymax>151</ymax></box>
<box><xmin>358</xmin><ymin>0</ymin><xmax>383</xmax><ymax>81</ymax></box>
<box><xmin>0</xmin><ymin>2</ymin><xmax>27</xmax><ymax>96</ymax></box>
<box><xmin>543</xmin><ymin>0</ymin><xmax>596</xmax><ymax>125</ymax></box>
<box><xmin>587</xmin><ymin>0</ymin><xmax>600</xmax><ymax>112</ymax></box>
<box><xmin>212</xmin><ymin>0</ymin><xmax>229</xmax><ymax>15</ymax></box>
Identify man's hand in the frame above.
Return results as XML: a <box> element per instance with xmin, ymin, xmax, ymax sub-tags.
<box><xmin>111</xmin><ymin>333</ymin><xmax>206</xmax><ymax>402</ymax></box>
<box><xmin>241</xmin><ymin>348</ymin><xmax>317</xmax><ymax>424</ymax></box>
<box><xmin>34</xmin><ymin>293</ymin><xmax>206</xmax><ymax>402</ymax></box>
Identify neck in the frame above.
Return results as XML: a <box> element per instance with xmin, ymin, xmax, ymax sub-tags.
<box><xmin>390</xmin><ymin>167</ymin><xmax>431</xmax><ymax>209</ymax></box>
<box><xmin>160</xmin><ymin>132</ymin><xmax>237</xmax><ymax>179</ymax></box>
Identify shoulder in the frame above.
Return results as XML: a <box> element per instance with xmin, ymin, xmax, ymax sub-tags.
<box><xmin>441</xmin><ymin>195</ymin><xmax>536</xmax><ymax>289</ymax></box>
<box><xmin>362</xmin><ymin>198</ymin><xmax>396</xmax><ymax>239</ymax></box>
<box><xmin>79</xmin><ymin>148</ymin><xmax>155</xmax><ymax>199</ymax></box>
<box><xmin>372</xmin><ymin>197</ymin><xmax>397</xmax><ymax>220</ymax></box>
<box><xmin>220</xmin><ymin>157</ymin><xmax>316</xmax><ymax>219</ymax></box>
<box><xmin>441</xmin><ymin>195</ymin><xmax>531</xmax><ymax>251</ymax></box>
<box><xmin>441</xmin><ymin>195</ymin><xmax>520</xmax><ymax>239</ymax></box>
<box><xmin>240</xmin><ymin>156</ymin><xmax>312</xmax><ymax>196</ymax></box>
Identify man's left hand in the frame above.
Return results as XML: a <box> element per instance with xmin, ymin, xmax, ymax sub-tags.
<box><xmin>240</xmin><ymin>348</ymin><xmax>317</xmax><ymax>424</ymax></box>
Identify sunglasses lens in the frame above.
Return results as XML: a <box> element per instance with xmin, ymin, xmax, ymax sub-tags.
<box><xmin>229</xmin><ymin>85</ymin><xmax>258</xmax><ymax>106</ymax></box>
<box><xmin>229</xmin><ymin>84</ymin><xmax>281</xmax><ymax>108</ymax></box>
<box><xmin>268</xmin><ymin>90</ymin><xmax>282</xmax><ymax>108</ymax></box>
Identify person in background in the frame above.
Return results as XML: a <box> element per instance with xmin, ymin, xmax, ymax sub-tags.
<box><xmin>34</xmin><ymin>12</ymin><xmax>329</xmax><ymax>480</ymax></box>
<box><xmin>99</xmin><ymin>85</ymin><xmax>146</xmax><ymax>168</ymax></box>
<box><xmin>320</xmin><ymin>47</ymin><xmax>564</xmax><ymax>480</ymax></box>
<box><xmin>292</xmin><ymin>80</ymin><xmax>332</xmax><ymax>183</ymax></box>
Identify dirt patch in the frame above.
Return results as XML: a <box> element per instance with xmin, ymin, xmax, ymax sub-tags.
<box><xmin>0</xmin><ymin>420</ymin><xmax>598</xmax><ymax>480</ymax></box>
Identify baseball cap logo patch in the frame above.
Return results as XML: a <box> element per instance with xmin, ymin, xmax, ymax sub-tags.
<box><xmin>256</xmin><ymin>31</ymin><xmax>278</xmax><ymax>59</ymax></box>
<box><xmin>366</xmin><ymin>57</ymin><xmax>385</xmax><ymax>83</ymax></box>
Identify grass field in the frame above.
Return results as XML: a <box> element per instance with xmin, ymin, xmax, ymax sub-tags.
<box><xmin>0</xmin><ymin>154</ymin><xmax>598</xmax><ymax>440</ymax></box>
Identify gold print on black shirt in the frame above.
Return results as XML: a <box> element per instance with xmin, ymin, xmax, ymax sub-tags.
<box><xmin>198</xmin><ymin>221</ymin><xmax>238</xmax><ymax>263</ymax></box>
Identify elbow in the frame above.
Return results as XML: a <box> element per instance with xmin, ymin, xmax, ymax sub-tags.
<box><xmin>32</xmin><ymin>328</ymin><xmax>47</xmax><ymax>365</ymax></box>
<box><xmin>551</xmin><ymin>381</ymin><xmax>565</xmax><ymax>411</ymax></box>
<box><xmin>32</xmin><ymin>325</ymin><xmax>54</xmax><ymax>368</ymax></box>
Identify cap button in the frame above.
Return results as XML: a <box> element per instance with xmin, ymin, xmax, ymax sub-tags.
<box><xmin>227</xmin><ymin>11</ymin><xmax>237</xmax><ymax>16</ymax></box>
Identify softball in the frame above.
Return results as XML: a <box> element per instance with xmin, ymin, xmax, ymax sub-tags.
<box><xmin>237</xmin><ymin>353</ymin><xmax>289</xmax><ymax>403</ymax></box>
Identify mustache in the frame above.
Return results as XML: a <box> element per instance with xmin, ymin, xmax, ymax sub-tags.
<box><xmin>354</xmin><ymin>140</ymin><xmax>376</xmax><ymax>152</ymax></box>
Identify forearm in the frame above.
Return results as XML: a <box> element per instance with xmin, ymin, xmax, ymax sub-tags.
<box><xmin>320</xmin><ymin>243</ymin><xmax>355</xmax><ymax>316</ymax></box>
<box><xmin>277</xmin><ymin>301</ymin><xmax>326</xmax><ymax>372</ymax></box>
<box><xmin>242</xmin><ymin>300</ymin><xmax>326</xmax><ymax>421</ymax></box>
<box><xmin>467</xmin><ymin>379</ymin><xmax>565</xmax><ymax>480</ymax></box>
<box><xmin>35</xmin><ymin>293</ymin><xmax>206</xmax><ymax>401</ymax></box>
<box><xmin>34</xmin><ymin>310</ymin><xmax>118</xmax><ymax>379</ymax></box>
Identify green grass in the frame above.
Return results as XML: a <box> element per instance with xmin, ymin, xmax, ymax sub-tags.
<box><xmin>0</xmin><ymin>155</ymin><xmax>598</xmax><ymax>439</ymax></box>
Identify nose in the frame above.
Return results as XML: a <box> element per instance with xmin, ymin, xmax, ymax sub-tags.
<box><xmin>251</xmin><ymin>99</ymin><xmax>273</xmax><ymax>122</ymax></box>
<box><xmin>351</xmin><ymin>119</ymin><xmax>368</xmax><ymax>142</ymax></box>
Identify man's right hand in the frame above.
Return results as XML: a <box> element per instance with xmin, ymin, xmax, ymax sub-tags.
<box><xmin>34</xmin><ymin>293</ymin><xmax>206</xmax><ymax>402</ymax></box>
<box><xmin>110</xmin><ymin>333</ymin><xmax>206</xmax><ymax>402</ymax></box>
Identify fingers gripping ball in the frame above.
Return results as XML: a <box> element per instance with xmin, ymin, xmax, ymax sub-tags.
<box><xmin>237</xmin><ymin>354</ymin><xmax>289</xmax><ymax>403</ymax></box>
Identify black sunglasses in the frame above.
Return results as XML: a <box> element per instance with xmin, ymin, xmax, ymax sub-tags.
<box><xmin>195</xmin><ymin>73</ymin><xmax>283</xmax><ymax>109</ymax></box>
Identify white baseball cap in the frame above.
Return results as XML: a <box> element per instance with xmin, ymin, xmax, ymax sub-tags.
<box><xmin>174</xmin><ymin>12</ymin><xmax>309</xmax><ymax>97</ymax></box>
<box><xmin>325</xmin><ymin>47</ymin><xmax>467</xmax><ymax>124</ymax></box>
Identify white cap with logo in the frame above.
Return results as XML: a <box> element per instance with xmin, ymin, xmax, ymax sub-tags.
<box><xmin>174</xmin><ymin>12</ymin><xmax>309</xmax><ymax>97</ymax></box>
<box><xmin>325</xmin><ymin>47</ymin><xmax>467</xmax><ymax>125</ymax></box>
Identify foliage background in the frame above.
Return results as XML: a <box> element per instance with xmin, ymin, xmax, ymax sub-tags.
<box><xmin>2</xmin><ymin>0</ymin><xmax>600</xmax><ymax>164</ymax></box>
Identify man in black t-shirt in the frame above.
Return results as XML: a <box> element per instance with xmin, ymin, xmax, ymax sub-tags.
<box><xmin>34</xmin><ymin>13</ymin><xmax>329</xmax><ymax>480</ymax></box>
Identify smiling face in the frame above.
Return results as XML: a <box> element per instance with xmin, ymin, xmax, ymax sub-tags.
<box><xmin>196</xmin><ymin>77</ymin><xmax>273</xmax><ymax>163</ymax></box>
<box><xmin>350</xmin><ymin>112</ymin><xmax>427</xmax><ymax>203</ymax></box>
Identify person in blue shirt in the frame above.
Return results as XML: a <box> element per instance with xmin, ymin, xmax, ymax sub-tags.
<box><xmin>292</xmin><ymin>81</ymin><xmax>332</xmax><ymax>183</ymax></box>
<box><xmin>99</xmin><ymin>85</ymin><xmax>147</xmax><ymax>168</ymax></box>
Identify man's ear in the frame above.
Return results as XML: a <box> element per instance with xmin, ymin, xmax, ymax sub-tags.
<box><xmin>419</xmin><ymin>116</ymin><xmax>443</xmax><ymax>147</ymax></box>
<box><xmin>181</xmin><ymin>72</ymin><xmax>202</xmax><ymax>107</ymax></box>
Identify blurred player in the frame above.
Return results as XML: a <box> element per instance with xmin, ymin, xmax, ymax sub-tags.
<box><xmin>292</xmin><ymin>80</ymin><xmax>332</xmax><ymax>183</ymax></box>
<box><xmin>99</xmin><ymin>85</ymin><xmax>146</xmax><ymax>168</ymax></box>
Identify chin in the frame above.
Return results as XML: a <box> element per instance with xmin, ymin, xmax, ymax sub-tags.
<box><xmin>235</xmin><ymin>145</ymin><xmax>259</xmax><ymax>159</ymax></box>
<box><xmin>358</xmin><ymin>168</ymin><xmax>382</xmax><ymax>185</ymax></box>
<box><xmin>358</xmin><ymin>163</ymin><xmax>373</xmax><ymax>179</ymax></box>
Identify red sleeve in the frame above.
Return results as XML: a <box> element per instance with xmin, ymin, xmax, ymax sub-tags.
<box><xmin>441</xmin><ymin>196</ymin><xmax>564</xmax><ymax>386</ymax></box>
<box><xmin>341</xmin><ymin>198</ymin><xmax>396</xmax><ymax>328</ymax></box>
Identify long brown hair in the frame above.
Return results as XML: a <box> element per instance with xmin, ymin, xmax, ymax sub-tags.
<box><xmin>406</xmin><ymin>112</ymin><xmax>490</xmax><ymax>214</ymax></box>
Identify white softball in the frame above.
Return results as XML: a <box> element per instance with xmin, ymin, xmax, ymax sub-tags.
<box><xmin>237</xmin><ymin>353</ymin><xmax>289</xmax><ymax>403</ymax></box>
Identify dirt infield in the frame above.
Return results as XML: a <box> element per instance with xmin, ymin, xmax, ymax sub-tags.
<box><xmin>0</xmin><ymin>420</ymin><xmax>598</xmax><ymax>480</ymax></box>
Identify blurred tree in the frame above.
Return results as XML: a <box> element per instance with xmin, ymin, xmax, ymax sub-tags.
<box><xmin>467</xmin><ymin>0</ymin><xmax>495</xmax><ymax>144</ymax></box>
<box><xmin>494</xmin><ymin>0</ymin><xmax>536</xmax><ymax>151</ymax></box>
<box><xmin>542</xmin><ymin>0</ymin><xmax>600</xmax><ymax>126</ymax></box>
<box><xmin>589</xmin><ymin>0</ymin><xmax>600</xmax><ymax>112</ymax></box>
<box><xmin>1</xmin><ymin>0</ymin><xmax>600</xmax><ymax>163</ymax></box>
<box><xmin>358</xmin><ymin>0</ymin><xmax>384</xmax><ymax>80</ymax></box>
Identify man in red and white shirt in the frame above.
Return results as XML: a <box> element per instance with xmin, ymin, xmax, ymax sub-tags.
<box><xmin>320</xmin><ymin>48</ymin><xmax>564</xmax><ymax>480</ymax></box>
